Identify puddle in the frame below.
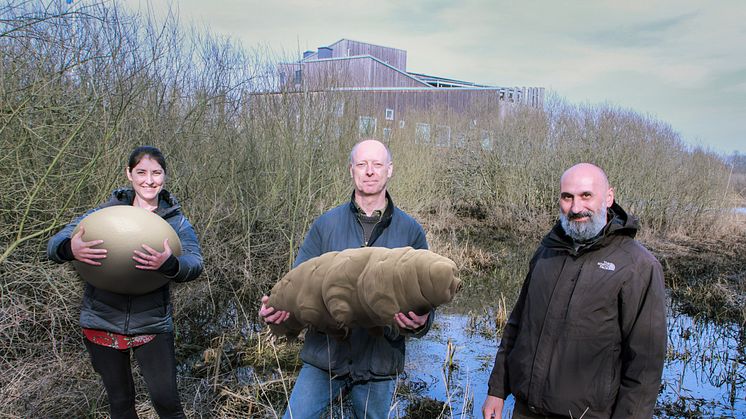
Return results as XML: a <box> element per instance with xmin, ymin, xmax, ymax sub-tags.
<box><xmin>404</xmin><ymin>311</ymin><xmax>511</xmax><ymax>417</ymax></box>
<box><xmin>405</xmin><ymin>309</ymin><xmax>746</xmax><ymax>418</ymax></box>
<box><xmin>659</xmin><ymin>310</ymin><xmax>746</xmax><ymax>417</ymax></box>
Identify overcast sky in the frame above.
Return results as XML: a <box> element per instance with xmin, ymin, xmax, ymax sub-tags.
<box><xmin>129</xmin><ymin>0</ymin><xmax>745</xmax><ymax>155</ymax></box>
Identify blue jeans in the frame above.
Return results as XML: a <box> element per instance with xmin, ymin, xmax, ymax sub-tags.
<box><xmin>282</xmin><ymin>363</ymin><xmax>396</xmax><ymax>419</ymax></box>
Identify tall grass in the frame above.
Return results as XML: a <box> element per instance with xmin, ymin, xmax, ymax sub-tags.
<box><xmin>0</xmin><ymin>1</ymin><xmax>738</xmax><ymax>416</ymax></box>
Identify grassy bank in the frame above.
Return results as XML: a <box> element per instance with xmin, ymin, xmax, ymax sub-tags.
<box><xmin>1</xmin><ymin>1</ymin><xmax>744</xmax><ymax>417</ymax></box>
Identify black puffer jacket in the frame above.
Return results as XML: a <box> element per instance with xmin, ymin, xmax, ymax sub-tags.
<box><xmin>487</xmin><ymin>202</ymin><xmax>666</xmax><ymax>419</ymax></box>
<box><xmin>47</xmin><ymin>189</ymin><xmax>203</xmax><ymax>334</ymax></box>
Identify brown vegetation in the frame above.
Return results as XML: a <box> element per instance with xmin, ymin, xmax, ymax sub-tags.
<box><xmin>1</xmin><ymin>1</ymin><xmax>743</xmax><ymax>416</ymax></box>
<box><xmin>645</xmin><ymin>216</ymin><xmax>746</xmax><ymax>324</ymax></box>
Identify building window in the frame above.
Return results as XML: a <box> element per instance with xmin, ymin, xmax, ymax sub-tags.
<box><xmin>416</xmin><ymin>123</ymin><xmax>430</xmax><ymax>144</ymax></box>
<box><xmin>435</xmin><ymin>125</ymin><xmax>451</xmax><ymax>147</ymax></box>
<box><xmin>332</xmin><ymin>122</ymin><xmax>342</xmax><ymax>139</ymax></box>
<box><xmin>334</xmin><ymin>100</ymin><xmax>345</xmax><ymax>117</ymax></box>
<box><xmin>359</xmin><ymin>116</ymin><xmax>377</xmax><ymax>137</ymax></box>
<box><xmin>279</xmin><ymin>72</ymin><xmax>286</xmax><ymax>84</ymax></box>
<box><xmin>453</xmin><ymin>132</ymin><xmax>466</xmax><ymax>148</ymax></box>
<box><xmin>385</xmin><ymin>108</ymin><xmax>394</xmax><ymax>121</ymax></box>
<box><xmin>383</xmin><ymin>127</ymin><xmax>392</xmax><ymax>141</ymax></box>
<box><xmin>399</xmin><ymin>120</ymin><xmax>406</xmax><ymax>128</ymax></box>
<box><xmin>481</xmin><ymin>130</ymin><xmax>492</xmax><ymax>151</ymax></box>
<box><xmin>294</xmin><ymin>69</ymin><xmax>302</xmax><ymax>85</ymax></box>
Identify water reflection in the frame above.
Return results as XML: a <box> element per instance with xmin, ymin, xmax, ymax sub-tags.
<box><xmin>659</xmin><ymin>309</ymin><xmax>746</xmax><ymax>417</ymax></box>
<box><xmin>405</xmin><ymin>311</ymin><xmax>510</xmax><ymax>418</ymax></box>
<box><xmin>405</xmin><ymin>308</ymin><xmax>745</xmax><ymax>418</ymax></box>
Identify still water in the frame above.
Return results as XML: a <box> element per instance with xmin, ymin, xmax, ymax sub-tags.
<box><xmin>405</xmin><ymin>308</ymin><xmax>746</xmax><ymax>418</ymax></box>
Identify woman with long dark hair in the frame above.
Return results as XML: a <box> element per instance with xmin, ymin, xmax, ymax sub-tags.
<box><xmin>48</xmin><ymin>146</ymin><xmax>203</xmax><ymax>418</ymax></box>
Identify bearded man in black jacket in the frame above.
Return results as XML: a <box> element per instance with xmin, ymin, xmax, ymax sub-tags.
<box><xmin>482</xmin><ymin>163</ymin><xmax>666</xmax><ymax>419</ymax></box>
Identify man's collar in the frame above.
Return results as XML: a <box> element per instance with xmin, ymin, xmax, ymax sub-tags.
<box><xmin>354</xmin><ymin>198</ymin><xmax>387</xmax><ymax>217</ymax></box>
<box><xmin>348</xmin><ymin>191</ymin><xmax>395</xmax><ymax>217</ymax></box>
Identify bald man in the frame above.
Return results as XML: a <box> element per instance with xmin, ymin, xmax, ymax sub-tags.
<box><xmin>260</xmin><ymin>139</ymin><xmax>431</xmax><ymax>419</ymax></box>
<box><xmin>482</xmin><ymin>163</ymin><xmax>666</xmax><ymax>419</ymax></box>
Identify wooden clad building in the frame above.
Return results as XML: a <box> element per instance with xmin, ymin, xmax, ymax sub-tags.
<box><xmin>269</xmin><ymin>38</ymin><xmax>544</xmax><ymax>145</ymax></box>
<box><xmin>280</xmin><ymin>55</ymin><xmax>428</xmax><ymax>90</ymax></box>
<box><xmin>301</xmin><ymin>39</ymin><xmax>408</xmax><ymax>70</ymax></box>
<box><xmin>277</xmin><ymin>38</ymin><xmax>543</xmax><ymax>105</ymax></box>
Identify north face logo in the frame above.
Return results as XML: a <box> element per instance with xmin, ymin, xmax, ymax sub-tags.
<box><xmin>598</xmin><ymin>261</ymin><xmax>616</xmax><ymax>271</ymax></box>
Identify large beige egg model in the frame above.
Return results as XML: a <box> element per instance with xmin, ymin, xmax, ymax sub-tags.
<box><xmin>72</xmin><ymin>206</ymin><xmax>182</xmax><ymax>295</ymax></box>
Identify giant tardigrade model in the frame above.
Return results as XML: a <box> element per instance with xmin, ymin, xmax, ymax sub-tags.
<box><xmin>267</xmin><ymin>246</ymin><xmax>460</xmax><ymax>337</ymax></box>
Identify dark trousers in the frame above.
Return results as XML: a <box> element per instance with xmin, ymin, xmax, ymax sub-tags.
<box><xmin>512</xmin><ymin>399</ymin><xmax>571</xmax><ymax>419</ymax></box>
<box><xmin>84</xmin><ymin>332</ymin><xmax>185</xmax><ymax>419</ymax></box>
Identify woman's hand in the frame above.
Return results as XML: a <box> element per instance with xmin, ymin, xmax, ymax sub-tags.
<box><xmin>71</xmin><ymin>227</ymin><xmax>107</xmax><ymax>265</ymax></box>
<box><xmin>133</xmin><ymin>238</ymin><xmax>173</xmax><ymax>270</ymax></box>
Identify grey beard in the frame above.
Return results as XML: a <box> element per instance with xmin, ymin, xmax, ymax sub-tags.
<box><xmin>560</xmin><ymin>206</ymin><xmax>608</xmax><ymax>242</ymax></box>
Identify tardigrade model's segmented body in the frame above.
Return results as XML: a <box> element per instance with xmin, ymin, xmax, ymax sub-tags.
<box><xmin>267</xmin><ymin>247</ymin><xmax>460</xmax><ymax>337</ymax></box>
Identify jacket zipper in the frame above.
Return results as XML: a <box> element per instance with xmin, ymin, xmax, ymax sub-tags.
<box><xmin>564</xmin><ymin>260</ymin><xmax>583</xmax><ymax>321</ymax></box>
<box><xmin>124</xmin><ymin>296</ymin><xmax>132</xmax><ymax>333</ymax></box>
<box><xmin>357</xmin><ymin>216</ymin><xmax>383</xmax><ymax>247</ymax></box>
<box><xmin>355</xmin><ymin>218</ymin><xmax>367</xmax><ymax>246</ymax></box>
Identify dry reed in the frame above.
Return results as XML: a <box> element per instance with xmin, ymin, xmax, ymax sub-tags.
<box><xmin>1</xmin><ymin>1</ymin><xmax>741</xmax><ymax>416</ymax></box>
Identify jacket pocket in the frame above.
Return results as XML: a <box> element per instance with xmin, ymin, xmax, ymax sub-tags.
<box><xmin>81</xmin><ymin>286</ymin><xmax>127</xmax><ymax>331</ymax></box>
<box><xmin>366</xmin><ymin>336</ymin><xmax>404</xmax><ymax>376</ymax></box>
<box><xmin>300</xmin><ymin>330</ymin><xmax>347</xmax><ymax>372</ymax></box>
<box><xmin>603</xmin><ymin>346</ymin><xmax>621</xmax><ymax>404</ymax></box>
<box><xmin>544</xmin><ymin>337</ymin><xmax>618</xmax><ymax>412</ymax></box>
<box><xmin>506</xmin><ymin>345</ymin><xmax>530</xmax><ymax>401</ymax></box>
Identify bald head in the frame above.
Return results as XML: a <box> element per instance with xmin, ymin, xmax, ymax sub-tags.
<box><xmin>560</xmin><ymin>163</ymin><xmax>609</xmax><ymax>191</ymax></box>
<box><xmin>349</xmin><ymin>139</ymin><xmax>392</xmax><ymax>165</ymax></box>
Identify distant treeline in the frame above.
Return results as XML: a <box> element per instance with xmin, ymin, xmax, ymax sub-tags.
<box><xmin>0</xmin><ymin>1</ymin><xmax>739</xmax><ymax>416</ymax></box>
<box><xmin>726</xmin><ymin>153</ymin><xmax>746</xmax><ymax>173</ymax></box>
<box><xmin>725</xmin><ymin>153</ymin><xmax>746</xmax><ymax>200</ymax></box>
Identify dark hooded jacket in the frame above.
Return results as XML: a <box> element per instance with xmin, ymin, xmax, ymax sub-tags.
<box><xmin>47</xmin><ymin>188</ymin><xmax>203</xmax><ymax>334</ymax></box>
<box><xmin>294</xmin><ymin>192</ymin><xmax>431</xmax><ymax>381</ymax></box>
<box><xmin>487</xmin><ymin>202</ymin><xmax>666</xmax><ymax>419</ymax></box>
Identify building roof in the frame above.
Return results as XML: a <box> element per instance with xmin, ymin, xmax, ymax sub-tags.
<box><xmin>286</xmin><ymin>38</ymin><xmax>504</xmax><ymax>90</ymax></box>
<box><xmin>406</xmin><ymin>72</ymin><xmax>495</xmax><ymax>88</ymax></box>
<box><xmin>297</xmin><ymin>54</ymin><xmax>431</xmax><ymax>88</ymax></box>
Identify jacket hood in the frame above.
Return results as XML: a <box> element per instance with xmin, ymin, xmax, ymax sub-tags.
<box><xmin>104</xmin><ymin>188</ymin><xmax>182</xmax><ymax>219</ymax></box>
<box><xmin>541</xmin><ymin>201</ymin><xmax>638</xmax><ymax>254</ymax></box>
